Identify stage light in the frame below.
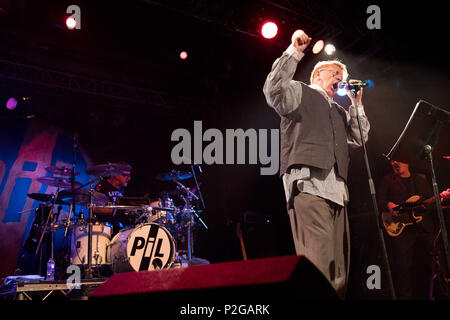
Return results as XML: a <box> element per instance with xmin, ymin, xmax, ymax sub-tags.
<box><xmin>312</xmin><ymin>40</ymin><xmax>324</xmax><ymax>54</ymax></box>
<box><xmin>6</xmin><ymin>97</ymin><xmax>18</xmax><ymax>110</ymax></box>
<box><xmin>66</xmin><ymin>17</ymin><xmax>77</xmax><ymax>30</ymax></box>
<box><xmin>324</xmin><ymin>44</ymin><xmax>336</xmax><ymax>55</ymax></box>
<box><xmin>180</xmin><ymin>51</ymin><xmax>188</xmax><ymax>60</ymax></box>
<box><xmin>261</xmin><ymin>21</ymin><xmax>278</xmax><ymax>39</ymax></box>
<box><xmin>337</xmin><ymin>87</ymin><xmax>347</xmax><ymax>96</ymax></box>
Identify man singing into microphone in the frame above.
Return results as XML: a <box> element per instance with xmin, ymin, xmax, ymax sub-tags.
<box><xmin>263</xmin><ymin>30</ymin><xmax>370</xmax><ymax>298</ymax></box>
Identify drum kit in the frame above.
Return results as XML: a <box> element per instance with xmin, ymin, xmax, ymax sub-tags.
<box><xmin>25</xmin><ymin>162</ymin><xmax>207</xmax><ymax>279</ymax></box>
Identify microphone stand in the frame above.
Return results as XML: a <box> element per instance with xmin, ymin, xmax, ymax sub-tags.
<box><xmin>349</xmin><ymin>88</ymin><xmax>396</xmax><ymax>300</ymax></box>
<box><xmin>424</xmin><ymin>145</ymin><xmax>450</xmax><ymax>284</ymax></box>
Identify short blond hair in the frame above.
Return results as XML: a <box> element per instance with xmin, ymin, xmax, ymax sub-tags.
<box><xmin>310</xmin><ymin>60</ymin><xmax>348</xmax><ymax>84</ymax></box>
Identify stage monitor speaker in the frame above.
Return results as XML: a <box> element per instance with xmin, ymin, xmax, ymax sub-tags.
<box><xmin>90</xmin><ymin>255</ymin><xmax>338</xmax><ymax>301</ymax></box>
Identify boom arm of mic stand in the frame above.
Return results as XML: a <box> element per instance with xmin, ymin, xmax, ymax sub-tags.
<box><xmin>349</xmin><ymin>90</ymin><xmax>397</xmax><ymax>300</ymax></box>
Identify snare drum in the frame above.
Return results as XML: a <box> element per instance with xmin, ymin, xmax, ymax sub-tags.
<box><xmin>108</xmin><ymin>223</ymin><xmax>176</xmax><ymax>273</ymax></box>
<box><xmin>70</xmin><ymin>222</ymin><xmax>112</xmax><ymax>266</ymax></box>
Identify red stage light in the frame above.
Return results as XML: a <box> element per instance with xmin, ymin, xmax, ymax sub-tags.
<box><xmin>66</xmin><ymin>17</ymin><xmax>77</xmax><ymax>30</ymax></box>
<box><xmin>261</xmin><ymin>22</ymin><xmax>278</xmax><ymax>39</ymax></box>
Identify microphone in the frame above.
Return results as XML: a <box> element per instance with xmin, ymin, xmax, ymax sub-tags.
<box><xmin>337</xmin><ymin>80</ymin><xmax>373</xmax><ymax>90</ymax></box>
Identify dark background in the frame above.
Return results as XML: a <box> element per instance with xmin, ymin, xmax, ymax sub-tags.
<box><xmin>1</xmin><ymin>0</ymin><xmax>449</xmax><ymax>299</ymax></box>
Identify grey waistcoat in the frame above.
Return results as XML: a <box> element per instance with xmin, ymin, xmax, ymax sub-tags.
<box><xmin>280</xmin><ymin>83</ymin><xmax>350</xmax><ymax>181</ymax></box>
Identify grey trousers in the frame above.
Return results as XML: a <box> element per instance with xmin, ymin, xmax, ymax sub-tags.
<box><xmin>288</xmin><ymin>192</ymin><xmax>350</xmax><ymax>299</ymax></box>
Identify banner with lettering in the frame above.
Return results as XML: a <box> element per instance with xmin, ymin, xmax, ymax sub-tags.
<box><xmin>0</xmin><ymin>118</ymin><xmax>92</xmax><ymax>277</ymax></box>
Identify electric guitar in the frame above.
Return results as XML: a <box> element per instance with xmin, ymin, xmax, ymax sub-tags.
<box><xmin>381</xmin><ymin>189</ymin><xmax>450</xmax><ymax>237</ymax></box>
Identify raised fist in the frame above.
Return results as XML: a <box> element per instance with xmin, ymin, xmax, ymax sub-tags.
<box><xmin>291</xmin><ymin>29</ymin><xmax>312</xmax><ymax>52</ymax></box>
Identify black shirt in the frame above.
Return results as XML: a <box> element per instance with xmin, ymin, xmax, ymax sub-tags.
<box><xmin>377</xmin><ymin>173</ymin><xmax>433</xmax><ymax>212</ymax></box>
<box><xmin>377</xmin><ymin>172</ymin><xmax>435</xmax><ymax>232</ymax></box>
<box><xmin>94</xmin><ymin>179</ymin><xmax>124</xmax><ymax>204</ymax></box>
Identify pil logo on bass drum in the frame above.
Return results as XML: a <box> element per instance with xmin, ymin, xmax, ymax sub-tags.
<box><xmin>108</xmin><ymin>223</ymin><xmax>176</xmax><ymax>273</ymax></box>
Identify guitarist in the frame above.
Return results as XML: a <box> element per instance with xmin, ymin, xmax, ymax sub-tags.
<box><xmin>377</xmin><ymin>160</ymin><xmax>435</xmax><ymax>299</ymax></box>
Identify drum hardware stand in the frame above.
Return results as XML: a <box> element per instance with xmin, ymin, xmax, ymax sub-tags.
<box><xmin>190</xmin><ymin>163</ymin><xmax>205</xmax><ymax>209</ymax></box>
<box><xmin>33</xmin><ymin>189</ymin><xmax>61</xmax><ymax>280</ymax></box>
<box><xmin>174</xmin><ymin>180</ymin><xmax>208</xmax><ymax>262</ymax></box>
<box><xmin>34</xmin><ymin>188</ymin><xmax>61</xmax><ymax>257</ymax></box>
<box><xmin>174</xmin><ymin>180</ymin><xmax>208</xmax><ymax>230</ymax></box>
<box><xmin>85</xmin><ymin>180</ymin><xmax>102</xmax><ymax>279</ymax></box>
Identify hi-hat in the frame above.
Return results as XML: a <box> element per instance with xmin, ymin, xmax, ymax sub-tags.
<box><xmin>156</xmin><ymin>170</ymin><xmax>192</xmax><ymax>181</ymax></box>
<box><xmin>86</xmin><ymin>163</ymin><xmax>132</xmax><ymax>177</ymax></box>
<box><xmin>37</xmin><ymin>176</ymin><xmax>82</xmax><ymax>189</ymax></box>
<box><xmin>27</xmin><ymin>193</ymin><xmax>69</xmax><ymax>205</ymax></box>
<box><xmin>45</xmin><ymin>166</ymin><xmax>79</xmax><ymax>177</ymax></box>
<box><xmin>58</xmin><ymin>189</ymin><xmax>109</xmax><ymax>206</ymax></box>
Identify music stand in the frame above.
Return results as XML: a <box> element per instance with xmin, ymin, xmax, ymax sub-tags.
<box><xmin>384</xmin><ymin>100</ymin><xmax>450</xmax><ymax>281</ymax></box>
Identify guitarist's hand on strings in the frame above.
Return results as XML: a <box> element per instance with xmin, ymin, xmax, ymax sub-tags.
<box><xmin>387</xmin><ymin>201</ymin><xmax>399</xmax><ymax>217</ymax></box>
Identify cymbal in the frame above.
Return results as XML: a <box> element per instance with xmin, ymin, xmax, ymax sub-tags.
<box><xmin>37</xmin><ymin>176</ymin><xmax>82</xmax><ymax>189</ymax></box>
<box><xmin>156</xmin><ymin>170</ymin><xmax>192</xmax><ymax>181</ymax></box>
<box><xmin>27</xmin><ymin>193</ymin><xmax>69</xmax><ymax>205</ymax></box>
<box><xmin>86</xmin><ymin>163</ymin><xmax>132</xmax><ymax>177</ymax></box>
<box><xmin>45</xmin><ymin>166</ymin><xmax>79</xmax><ymax>177</ymax></box>
<box><xmin>58</xmin><ymin>189</ymin><xmax>109</xmax><ymax>206</ymax></box>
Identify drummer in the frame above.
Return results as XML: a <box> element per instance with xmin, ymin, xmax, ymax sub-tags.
<box><xmin>93</xmin><ymin>163</ymin><xmax>132</xmax><ymax>231</ymax></box>
<box><xmin>94</xmin><ymin>171</ymin><xmax>131</xmax><ymax>203</ymax></box>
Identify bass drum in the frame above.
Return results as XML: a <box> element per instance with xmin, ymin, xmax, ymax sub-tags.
<box><xmin>108</xmin><ymin>223</ymin><xmax>176</xmax><ymax>273</ymax></box>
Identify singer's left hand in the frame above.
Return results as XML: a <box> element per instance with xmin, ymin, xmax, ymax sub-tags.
<box><xmin>346</xmin><ymin>79</ymin><xmax>363</xmax><ymax>105</ymax></box>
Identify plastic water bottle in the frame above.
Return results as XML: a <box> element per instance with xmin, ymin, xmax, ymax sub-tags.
<box><xmin>46</xmin><ymin>258</ymin><xmax>55</xmax><ymax>281</ymax></box>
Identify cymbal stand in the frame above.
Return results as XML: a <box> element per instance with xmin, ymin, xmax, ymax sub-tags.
<box><xmin>190</xmin><ymin>164</ymin><xmax>205</xmax><ymax>209</ymax></box>
<box><xmin>85</xmin><ymin>181</ymin><xmax>97</xmax><ymax>279</ymax></box>
<box><xmin>71</xmin><ymin>133</ymin><xmax>79</xmax><ymax>218</ymax></box>
<box><xmin>173</xmin><ymin>180</ymin><xmax>193</xmax><ymax>260</ymax></box>
<box><xmin>34</xmin><ymin>190</ymin><xmax>61</xmax><ymax>279</ymax></box>
<box><xmin>34</xmin><ymin>188</ymin><xmax>61</xmax><ymax>257</ymax></box>
<box><xmin>185</xmin><ymin>185</ymin><xmax>194</xmax><ymax>261</ymax></box>
<box><xmin>84</xmin><ymin>175</ymin><xmax>105</xmax><ymax>279</ymax></box>
<box><xmin>174</xmin><ymin>180</ymin><xmax>208</xmax><ymax>230</ymax></box>
<box><xmin>189</xmin><ymin>164</ymin><xmax>208</xmax><ymax>229</ymax></box>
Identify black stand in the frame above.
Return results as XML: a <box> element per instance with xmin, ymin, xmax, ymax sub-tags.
<box><xmin>348</xmin><ymin>89</ymin><xmax>396</xmax><ymax>300</ymax></box>
<box><xmin>384</xmin><ymin>100</ymin><xmax>450</xmax><ymax>296</ymax></box>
